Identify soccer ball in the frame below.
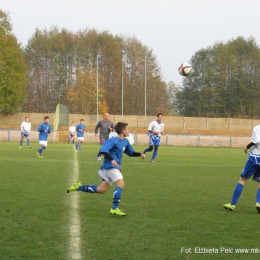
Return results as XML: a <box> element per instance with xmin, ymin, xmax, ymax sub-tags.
<box><xmin>178</xmin><ymin>63</ymin><xmax>192</xmax><ymax>77</ymax></box>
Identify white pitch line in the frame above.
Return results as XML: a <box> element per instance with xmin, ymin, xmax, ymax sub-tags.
<box><xmin>68</xmin><ymin>147</ymin><xmax>81</xmax><ymax>260</ymax></box>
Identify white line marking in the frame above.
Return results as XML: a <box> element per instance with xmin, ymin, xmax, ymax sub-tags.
<box><xmin>68</xmin><ymin>147</ymin><xmax>81</xmax><ymax>260</ymax></box>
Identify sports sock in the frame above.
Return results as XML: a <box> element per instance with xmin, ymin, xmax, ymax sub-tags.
<box><xmin>256</xmin><ymin>188</ymin><xmax>260</xmax><ymax>203</ymax></box>
<box><xmin>68</xmin><ymin>139</ymin><xmax>70</xmax><ymax>144</ymax></box>
<box><xmin>20</xmin><ymin>140</ymin><xmax>23</xmax><ymax>146</ymax></box>
<box><xmin>231</xmin><ymin>183</ymin><xmax>244</xmax><ymax>205</ymax></box>
<box><xmin>152</xmin><ymin>150</ymin><xmax>158</xmax><ymax>160</ymax></box>
<box><xmin>27</xmin><ymin>140</ymin><xmax>30</xmax><ymax>146</ymax></box>
<box><xmin>112</xmin><ymin>186</ymin><xmax>123</xmax><ymax>210</ymax></box>
<box><xmin>143</xmin><ymin>148</ymin><xmax>150</xmax><ymax>154</ymax></box>
<box><xmin>38</xmin><ymin>147</ymin><xmax>43</xmax><ymax>154</ymax></box>
<box><xmin>78</xmin><ymin>185</ymin><xmax>97</xmax><ymax>193</ymax></box>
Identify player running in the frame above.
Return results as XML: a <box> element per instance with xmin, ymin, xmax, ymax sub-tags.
<box><xmin>143</xmin><ymin>113</ymin><xmax>165</xmax><ymax>163</ymax></box>
<box><xmin>95</xmin><ymin>113</ymin><xmax>115</xmax><ymax>161</ymax></box>
<box><xmin>20</xmin><ymin>117</ymin><xmax>32</xmax><ymax>148</ymax></box>
<box><xmin>68</xmin><ymin>121</ymin><xmax>76</xmax><ymax>144</ymax></box>
<box><xmin>75</xmin><ymin>119</ymin><xmax>85</xmax><ymax>150</ymax></box>
<box><xmin>37</xmin><ymin>116</ymin><xmax>52</xmax><ymax>158</ymax></box>
<box><xmin>67</xmin><ymin>122</ymin><xmax>146</xmax><ymax>217</ymax></box>
<box><xmin>223</xmin><ymin>124</ymin><xmax>260</xmax><ymax>212</ymax></box>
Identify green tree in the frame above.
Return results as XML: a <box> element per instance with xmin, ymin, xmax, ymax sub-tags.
<box><xmin>0</xmin><ymin>9</ymin><xmax>27</xmax><ymax>115</ymax></box>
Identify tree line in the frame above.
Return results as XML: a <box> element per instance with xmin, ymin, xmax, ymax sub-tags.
<box><xmin>2</xmin><ymin>8</ymin><xmax>260</xmax><ymax>118</ymax></box>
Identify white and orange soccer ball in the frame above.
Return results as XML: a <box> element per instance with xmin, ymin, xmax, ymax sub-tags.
<box><xmin>178</xmin><ymin>63</ymin><xmax>192</xmax><ymax>77</ymax></box>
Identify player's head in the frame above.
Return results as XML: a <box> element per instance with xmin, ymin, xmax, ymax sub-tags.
<box><xmin>80</xmin><ymin>119</ymin><xmax>84</xmax><ymax>123</ymax></box>
<box><xmin>104</xmin><ymin>113</ymin><xmax>109</xmax><ymax>120</ymax></box>
<box><xmin>44</xmin><ymin>116</ymin><xmax>50</xmax><ymax>123</ymax></box>
<box><xmin>115</xmin><ymin>122</ymin><xmax>129</xmax><ymax>137</ymax></box>
<box><xmin>71</xmin><ymin>121</ymin><xmax>74</xmax><ymax>125</ymax></box>
<box><xmin>157</xmin><ymin>113</ymin><xmax>163</xmax><ymax>122</ymax></box>
<box><xmin>25</xmin><ymin>117</ymin><xmax>29</xmax><ymax>122</ymax></box>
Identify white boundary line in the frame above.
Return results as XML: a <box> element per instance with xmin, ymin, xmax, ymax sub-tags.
<box><xmin>68</xmin><ymin>147</ymin><xmax>81</xmax><ymax>260</ymax></box>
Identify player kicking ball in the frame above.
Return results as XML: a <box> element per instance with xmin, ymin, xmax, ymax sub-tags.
<box><xmin>67</xmin><ymin>122</ymin><xmax>146</xmax><ymax>217</ymax></box>
<box><xmin>223</xmin><ymin>124</ymin><xmax>260</xmax><ymax>212</ymax></box>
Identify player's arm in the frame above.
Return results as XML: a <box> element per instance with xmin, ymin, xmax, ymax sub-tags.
<box><xmin>244</xmin><ymin>142</ymin><xmax>255</xmax><ymax>154</ymax></box>
<box><xmin>100</xmin><ymin>140</ymin><xmax>118</xmax><ymax>166</ymax></box>
<box><xmin>38</xmin><ymin>124</ymin><xmax>45</xmax><ymax>132</ymax></box>
<box><xmin>95</xmin><ymin>122</ymin><xmax>101</xmax><ymax>135</ymax></box>
<box><xmin>125</xmin><ymin>143</ymin><xmax>145</xmax><ymax>159</ymax></box>
<box><xmin>148</xmin><ymin>122</ymin><xmax>159</xmax><ymax>134</ymax></box>
<box><xmin>48</xmin><ymin>125</ymin><xmax>52</xmax><ymax>134</ymax></box>
<box><xmin>110</xmin><ymin>122</ymin><xmax>115</xmax><ymax>132</ymax></box>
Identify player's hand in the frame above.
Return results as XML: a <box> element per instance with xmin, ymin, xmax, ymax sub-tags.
<box><xmin>244</xmin><ymin>146</ymin><xmax>248</xmax><ymax>154</ymax></box>
<box><xmin>111</xmin><ymin>160</ymin><xmax>119</xmax><ymax>166</ymax></box>
<box><xmin>161</xmin><ymin>131</ymin><xmax>166</xmax><ymax>136</ymax></box>
<box><xmin>95</xmin><ymin>134</ymin><xmax>97</xmax><ymax>137</ymax></box>
<box><xmin>140</xmin><ymin>154</ymin><xmax>145</xmax><ymax>160</ymax></box>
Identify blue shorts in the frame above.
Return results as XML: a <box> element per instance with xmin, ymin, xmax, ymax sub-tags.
<box><xmin>149</xmin><ymin>137</ymin><xmax>161</xmax><ymax>146</ymax></box>
<box><xmin>241</xmin><ymin>156</ymin><xmax>260</xmax><ymax>179</ymax></box>
<box><xmin>21</xmin><ymin>132</ymin><xmax>29</xmax><ymax>138</ymax></box>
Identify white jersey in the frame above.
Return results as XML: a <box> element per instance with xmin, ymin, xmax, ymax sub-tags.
<box><xmin>20</xmin><ymin>121</ymin><xmax>31</xmax><ymax>133</ymax></box>
<box><xmin>148</xmin><ymin>120</ymin><xmax>164</xmax><ymax>136</ymax></box>
<box><xmin>69</xmin><ymin>126</ymin><xmax>76</xmax><ymax>134</ymax></box>
<box><xmin>250</xmin><ymin>124</ymin><xmax>260</xmax><ymax>156</ymax></box>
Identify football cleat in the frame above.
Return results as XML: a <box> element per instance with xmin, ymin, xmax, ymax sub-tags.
<box><xmin>67</xmin><ymin>181</ymin><xmax>82</xmax><ymax>193</ymax></box>
<box><xmin>151</xmin><ymin>160</ymin><xmax>155</xmax><ymax>163</ymax></box>
<box><xmin>223</xmin><ymin>203</ymin><xmax>235</xmax><ymax>211</ymax></box>
<box><xmin>110</xmin><ymin>208</ymin><xmax>126</xmax><ymax>217</ymax></box>
<box><xmin>256</xmin><ymin>203</ymin><xmax>260</xmax><ymax>213</ymax></box>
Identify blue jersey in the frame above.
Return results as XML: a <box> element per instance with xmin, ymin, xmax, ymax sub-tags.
<box><xmin>38</xmin><ymin>123</ymin><xmax>51</xmax><ymax>141</ymax></box>
<box><xmin>76</xmin><ymin>124</ymin><xmax>85</xmax><ymax>137</ymax></box>
<box><xmin>100</xmin><ymin>137</ymin><xmax>134</xmax><ymax>170</ymax></box>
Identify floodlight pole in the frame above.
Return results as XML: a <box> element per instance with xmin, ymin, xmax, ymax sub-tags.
<box><xmin>144</xmin><ymin>54</ymin><xmax>147</xmax><ymax>124</ymax></box>
<box><xmin>122</xmin><ymin>59</ymin><xmax>124</xmax><ymax>120</ymax></box>
<box><xmin>96</xmin><ymin>54</ymin><xmax>99</xmax><ymax>123</ymax></box>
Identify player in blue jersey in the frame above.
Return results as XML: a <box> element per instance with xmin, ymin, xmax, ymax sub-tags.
<box><xmin>37</xmin><ymin>116</ymin><xmax>52</xmax><ymax>158</ymax></box>
<box><xmin>20</xmin><ymin>117</ymin><xmax>32</xmax><ymax>148</ymax></box>
<box><xmin>143</xmin><ymin>113</ymin><xmax>166</xmax><ymax>163</ymax></box>
<box><xmin>223</xmin><ymin>124</ymin><xmax>260</xmax><ymax>213</ymax></box>
<box><xmin>67</xmin><ymin>122</ymin><xmax>146</xmax><ymax>216</ymax></box>
<box><xmin>75</xmin><ymin>119</ymin><xmax>85</xmax><ymax>150</ymax></box>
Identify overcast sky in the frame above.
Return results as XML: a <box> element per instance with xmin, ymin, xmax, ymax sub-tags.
<box><xmin>1</xmin><ymin>0</ymin><xmax>260</xmax><ymax>85</ymax></box>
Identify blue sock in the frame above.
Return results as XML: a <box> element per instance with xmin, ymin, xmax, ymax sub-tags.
<box><xmin>231</xmin><ymin>183</ymin><xmax>244</xmax><ymax>205</ymax></box>
<box><xmin>144</xmin><ymin>148</ymin><xmax>150</xmax><ymax>153</ymax></box>
<box><xmin>112</xmin><ymin>186</ymin><xmax>123</xmax><ymax>210</ymax></box>
<box><xmin>38</xmin><ymin>147</ymin><xmax>43</xmax><ymax>154</ymax></box>
<box><xmin>256</xmin><ymin>188</ymin><xmax>260</xmax><ymax>203</ymax></box>
<box><xmin>27</xmin><ymin>140</ymin><xmax>30</xmax><ymax>146</ymax></box>
<box><xmin>20</xmin><ymin>140</ymin><xmax>23</xmax><ymax>146</ymax></box>
<box><xmin>78</xmin><ymin>185</ymin><xmax>97</xmax><ymax>193</ymax></box>
<box><xmin>152</xmin><ymin>150</ymin><xmax>158</xmax><ymax>160</ymax></box>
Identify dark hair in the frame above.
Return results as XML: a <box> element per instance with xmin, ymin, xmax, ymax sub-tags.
<box><xmin>157</xmin><ymin>113</ymin><xmax>163</xmax><ymax>117</ymax></box>
<box><xmin>80</xmin><ymin>119</ymin><xmax>84</xmax><ymax>122</ymax></box>
<box><xmin>115</xmin><ymin>122</ymin><xmax>128</xmax><ymax>134</ymax></box>
<box><xmin>25</xmin><ymin>116</ymin><xmax>29</xmax><ymax>119</ymax></box>
<box><xmin>44</xmin><ymin>116</ymin><xmax>50</xmax><ymax>120</ymax></box>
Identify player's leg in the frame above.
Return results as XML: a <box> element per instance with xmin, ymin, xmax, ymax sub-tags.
<box><xmin>151</xmin><ymin>145</ymin><xmax>159</xmax><ymax>162</ymax></box>
<box><xmin>37</xmin><ymin>141</ymin><xmax>47</xmax><ymax>157</ymax></box>
<box><xmin>72</xmin><ymin>136</ymin><xmax>75</xmax><ymax>144</ymax></box>
<box><xmin>223</xmin><ymin>158</ymin><xmax>255</xmax><ymax>211</ymax></box>
<box><xmin>96</xmin><ymin>138</ymin><xmax>105</xmax><ymax>161</ymax></box>
<box><xmin>20</xmin><ymin>135</ymin><xmax>24</xmax><ymax>148</ymax></box>
<box><xmin>143</xmin><ymin>145</ymin><xmax>153</xmax><ymax>154</ymax></box>
<box><xmin>68</xmin><ymin>134</ymin><xmax>71</xmax><ymax>144</ymax></box>
<box><xmin>26</xmin><ymin>136</ymin><xmax>31</xmax><ymax>148</ymax></box>
<box><xmin>252</xmin><ymin>169</ymin><xmax>260</xmax><ymax>213</ymax></box>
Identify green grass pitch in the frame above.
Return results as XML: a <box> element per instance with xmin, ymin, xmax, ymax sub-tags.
<box><xmin>1</xmin><ymin>142</ymin><xmax>260</xmax><ymax>260</ymax></box>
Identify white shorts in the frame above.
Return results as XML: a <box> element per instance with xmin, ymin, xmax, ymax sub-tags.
<box><xmin>39</xmin><ymin>140</ymin><xmax>48</xmax><ymax>147</ymax></box>
<box><xmin>77</xmin><ymin>137</ymin><xmax>84</xmax><ymax>141</ymax></box>
<box><xmin>98</xmin><ymin>168</ymin><xmax>123</xmax><ymax>186</ymax></box>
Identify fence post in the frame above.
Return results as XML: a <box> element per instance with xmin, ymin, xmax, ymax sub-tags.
<box><xmin>8</xmin><ymin>130</ymin><xmax>11</xmax><ymax>141</ymax></box>
<box><xmin>197</xmin><ymin>135</ymin><xmax>200</xmax><ymax>147</ymax></box>
<box><xmin>166</xmin><ymin>134</ymin><xmax>168</xmax><ymax>146</ymax></box>
<box><xmin>230</xmin><ymin>136</ymin><xmax>233</xmax><ymax>148</ymax></box>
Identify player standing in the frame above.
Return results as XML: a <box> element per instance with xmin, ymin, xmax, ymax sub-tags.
<box><xmin>67</xmin><ymin>122</ymin><xmax>146</xmax><ymax>216</ymax></box>
<box><xmin>223</xmin><ymin>124</ymin><xmax>260</xmax><ymax>212</ymax></box>
<box><xmin>68</xmin><ymin>121</ymin><xmax>76</xmax><ymax>144</ymax></box>
<box><xmin>95</xmin><ymin>113</ymin><xmax>115</xmax><ymax>161</ymax></box>
<box><xmin>37</xmin><ymin>116</ymin><xmax>52</xmax><ymax>158</ymax></box>
<box><xmin>75</xmin><ymin>119</ymin><xmax>85</xmax><ymax>150</ymax></box>
<box><xmin>143</xmin><ymin>113</ymin><xmax>165</xmax><ymax>163</ymax></box>
<box><xmin>20</xmin><ymin>116</ymin><xmax>32</xmax><ymax>148</ymax></box>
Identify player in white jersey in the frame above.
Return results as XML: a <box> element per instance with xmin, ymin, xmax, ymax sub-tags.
<box><xmin>143</xmin><ymin>113</ymin><xmax>165</xmax><ymax>163</ymax></box>
<box><xmin>20</xmin><ymin>117</ymin><xmax>32</xmax><ymax>148</ymax></box>
<box><xmin>68</xmin><ymin>121</ymin><xmax>76</xmax><ymax>144</ymax></box>
<box><xmin>223</xmin><ymin>124</ymin><xmax>260</xmax><ymax>213</ymax></box>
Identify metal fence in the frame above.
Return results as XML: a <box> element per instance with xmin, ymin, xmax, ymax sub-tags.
<box><xmin>0</xmin><ymin>129</ymin><xmax>250</xmax><ymax>148</ymax></box>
